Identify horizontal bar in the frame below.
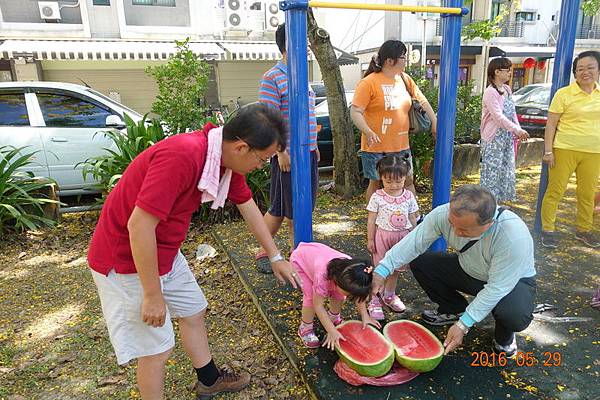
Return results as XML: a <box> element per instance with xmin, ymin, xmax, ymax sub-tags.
<box><xmin>307</xmin><ymin>1</ymin><xmax>465</xmax><ymax>15</ymax></box>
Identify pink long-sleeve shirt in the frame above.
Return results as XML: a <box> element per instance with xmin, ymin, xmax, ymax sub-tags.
<box><xmin>480</xmin><ymin>84</ymin><xmax>522</xmax><ymax>143</ymax></box>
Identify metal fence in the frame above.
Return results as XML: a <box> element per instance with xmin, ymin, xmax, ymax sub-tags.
<box><xmin>576</xmin><ymin>24</ymin><xmax>600</xmax><ymax>39</ymax></box>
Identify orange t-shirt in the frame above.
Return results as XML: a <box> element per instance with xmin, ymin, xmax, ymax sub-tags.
<box><xmin>353</xmin><ymin>72</ymin><xmax>427</xmax><ymax>153</ymax></box>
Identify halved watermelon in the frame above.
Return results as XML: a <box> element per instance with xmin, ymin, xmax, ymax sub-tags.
<box><xmin>383</xmin><ymin>320</ymin><xmax>444</xmax><ymax>373</ymax></box>
<box><xmin>335</xmin><ymin>320</ymin><xmax>394</xmax><ymax>377</ymax></box>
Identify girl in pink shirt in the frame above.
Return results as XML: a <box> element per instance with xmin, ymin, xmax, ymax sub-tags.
<box><xmin>366</xmin><ymin>155</ymin><xmax>418</xmax><ymax>320</ymax></box>
<box><xmin>290</xmin><ymin>242</ymin><xmax>381</xmax><ymax>349</ymax></box>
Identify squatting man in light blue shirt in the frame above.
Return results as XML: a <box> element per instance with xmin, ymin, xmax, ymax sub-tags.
<box><xmin>371</xmin><ymin>184</ymin><xmax>537</xmax><ymax>357</ymax></box>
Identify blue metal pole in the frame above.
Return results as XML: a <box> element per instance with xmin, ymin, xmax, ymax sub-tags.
<box><xmin>430</xmin><ymin>0</ymin><xmax>466</xmax><ymax>251</ymax></box>
<box><xmin>533</xmin><ymin>0</ymin><xmax>579</xmax><ymax>233</ymax></box>
<box><xmin>282</xmin><ymin>0</ymin><xmax>312</xmax><ymax>246</ymax></box>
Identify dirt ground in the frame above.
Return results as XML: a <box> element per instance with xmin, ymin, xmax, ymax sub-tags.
<box><xmin>0</xmin><ymin>214</ymin><xmax>308</xmax><ymax>399</ymax></box>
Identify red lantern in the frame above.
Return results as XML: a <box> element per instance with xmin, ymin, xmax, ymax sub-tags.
<box><xmin>523</xmin><ymin>57</ymin><xmax>536</xmax><ymax>69</ymax></box>
<box><xmin>537</xmin><ymin>60</ymin><xmax>547</xmax><ymax>70</ymax></box>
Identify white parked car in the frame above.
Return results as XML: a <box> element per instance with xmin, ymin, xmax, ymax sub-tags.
<box><xmin>0</xmin><ymin>81</ymin><xmax>143</xmax><ymax>195</ymax></box>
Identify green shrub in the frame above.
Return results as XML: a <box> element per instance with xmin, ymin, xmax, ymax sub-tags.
<box><xmin>0</xmin><ymin>146</ymin><xmax>60</xmax><ymax>236</ymax></box>
<box><xmin>146</xmin><ymin>38</ymin><xmax>211</xmax><ymax>134</ymax></box>
<box><xmin>81</xmin><ymin>113</ymin><xmax>166</xmax><ymax>201</ymax></box>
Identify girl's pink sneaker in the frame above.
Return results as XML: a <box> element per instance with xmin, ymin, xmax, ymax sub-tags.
<box><xmin>383</xmin><ymin>294</ymin><xmax>406</xmax><ymax>313</ymax></box>
<box><xmin>328</xmin><ymin>311</ymin><xmax>342</xmax><ymax>326</ymax></box>
<box><xmin>298</xmin><ymin>324</ymin><xmax>320</xmax><ymax>348</ymax></box>
<box><xmin>368</xmin><ymin>297</ymin><xmax>385</xmax><ymax>320</ymax></box>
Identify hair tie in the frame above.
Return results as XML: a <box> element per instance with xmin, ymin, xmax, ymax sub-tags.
<box><xmin>363</xmin><ymin>266</ymin><xmax>373</xmax><ymax>274</ymax></box>
<box><xmin>372</xmin><ymin>54</ymin><xmax>381</xmax><ymax>68</ymax></box>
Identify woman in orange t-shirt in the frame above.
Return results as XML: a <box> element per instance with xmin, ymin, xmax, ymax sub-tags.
<box><xmin>351</xmin><ymin>40</ymin><xmax>437</xmax><ymax>204</ymax></box>
<box><xmin>351</xmin><ymin>40</ymin><xmax>437</xmax><ymax>321</ymax></box>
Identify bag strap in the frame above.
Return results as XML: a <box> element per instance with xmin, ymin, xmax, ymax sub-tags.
<box><xmin>399</xmin><ymin>72</ymin><xmax>416</xmax><ymax>99</ymax></box>
<box><xmin>458</xmin><ymin>207</ymin><xmax>507</xmax><ymax>254</ymax></box>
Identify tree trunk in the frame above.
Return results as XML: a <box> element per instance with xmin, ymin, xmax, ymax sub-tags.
<box><xmin>307</xmin><ymin>8</ymin><xmax>361</xmax><ymax>199</ymax></box>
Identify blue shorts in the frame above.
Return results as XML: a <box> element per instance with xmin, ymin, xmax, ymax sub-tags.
<box><xmin>268</xmin><ymin>150</ymin><xmax>318</xmax><ymax>219</ymax></box>
<box><xmin>360</xmin><ymin>150</ymin><xmax>414</xmax><ymax>181</ymax></box>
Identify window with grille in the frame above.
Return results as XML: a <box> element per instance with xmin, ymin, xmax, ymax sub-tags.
<box><xmin>132</xmin><ymin>0</ymin><xmax>176</xmax><ymax>6</ymax></box>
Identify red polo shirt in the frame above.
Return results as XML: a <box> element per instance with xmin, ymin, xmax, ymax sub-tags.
<box><xmin>87</xmin><ymin>124</ymin><xmax>252</xmax><ymax>276</ymax></box>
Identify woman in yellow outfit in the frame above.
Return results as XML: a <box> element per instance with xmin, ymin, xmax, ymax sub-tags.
<box><xmin>540</xmin><ymin>51</ymin><xmax>600</xmax><ymax>249</ymax></box>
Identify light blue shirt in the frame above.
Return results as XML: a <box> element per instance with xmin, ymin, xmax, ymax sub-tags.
<box><xmin>374</xmin><ymin>203</ymin><xmax>536</xmax><ymax>327</ymax></box>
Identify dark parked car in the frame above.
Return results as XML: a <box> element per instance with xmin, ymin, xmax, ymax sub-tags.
<box><xmin>515</xmin><ymin>85</ymin><xmax>551</xmax><ymax>136</ymax></box>
<box><xmin>310</xmin><ymin>82</ymin><xmax>327</xmax><ymax>106</ymax></box>
<box><xmin>315</xmin><ymin>91</ymin><xmax>354</xmax><ymax>167</ymax></box>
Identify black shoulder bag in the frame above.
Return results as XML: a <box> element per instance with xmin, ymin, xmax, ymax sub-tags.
<box><xmin>399</xmin><ymin>73</ymin><xmax>432</xmax><ymax>135</ymax></box>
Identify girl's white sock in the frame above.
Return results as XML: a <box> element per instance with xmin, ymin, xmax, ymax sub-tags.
<box><xmin>384</xmin><ymin>289</ymin><xmax>396</xmax><ymax>299</ymax></box>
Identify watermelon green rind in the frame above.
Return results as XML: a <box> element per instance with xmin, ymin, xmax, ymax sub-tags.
<box><xmin>335</xmin><ymin>321</ymin><xmax>395</xmax><ymax>377</ymax></box>
<box><xmin>383</xmin><ymin>320</ymin><xmax>444</xmax><ymax>373</ymax></box>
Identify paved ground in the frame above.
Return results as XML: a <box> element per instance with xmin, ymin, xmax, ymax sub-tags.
<box><xmin>213</xmin><ymin>167</ymin><xmax>599</xmax><ymax>400</ymax></box>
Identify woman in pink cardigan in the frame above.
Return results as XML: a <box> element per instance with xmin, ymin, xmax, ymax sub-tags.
<box><xmin>480</xmin><ymin>57</ymin><xmax>530</xmax><ymax>202</ymax></box>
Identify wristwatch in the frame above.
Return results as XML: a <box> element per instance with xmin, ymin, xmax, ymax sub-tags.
<box><xmin>544</xmin><ymin>151</ymin><xmax>553</xmax><ymax>155</ymax></box>
<box><xmin>269</xmin><ymin>252</ymin><xmax>284</xmax><ymax>263</ymax></box>
<box><xmin>455</xmin><ymin>319</ymin><xmax>470</xmax><ymax>335</ymax></box>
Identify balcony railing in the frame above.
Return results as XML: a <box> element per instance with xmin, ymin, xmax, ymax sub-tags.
<box><xmin>498</xmin><ymin>21</ymin><xmax>524</xmax><ymax>38</ymax></box>
<box><xmin>576</xmin><ymin>24</ymin><xmax>600</xmax><ymax>39</ymax></box>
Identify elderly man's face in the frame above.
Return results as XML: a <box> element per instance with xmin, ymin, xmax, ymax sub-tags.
<box><xmin>448</xmin><ymin>207</ymin><xmax>493</xmax><ymax>238</ymax></box>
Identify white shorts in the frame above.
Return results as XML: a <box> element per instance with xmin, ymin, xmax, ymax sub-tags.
<box><xmin>91</xmin><ymin>251</ymin><xmax>208</xmax><ymax>365</ymax></box>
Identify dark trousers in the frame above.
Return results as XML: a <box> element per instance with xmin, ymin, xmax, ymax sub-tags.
<box><xmin>410</xmin><ymin>252</ymin><xmax>536</xmax><ymax>345</ymax></box>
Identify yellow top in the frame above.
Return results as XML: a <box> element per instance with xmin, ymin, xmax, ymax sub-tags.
<box><xmin>549</xmin><ymin>81</ymin><xmax>600</xmax><ymax>153</ymax></box>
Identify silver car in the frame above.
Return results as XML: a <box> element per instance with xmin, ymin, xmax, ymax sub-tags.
<box><xmin>0</xmin><ymin>81</ymin><xmax>142</xmax><ymax>195</ymax></box>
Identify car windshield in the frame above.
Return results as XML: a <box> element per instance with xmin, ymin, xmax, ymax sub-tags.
<box><xmin>521</xmin><ymin>88</ymin><xmax>550</xmax><ymax>105</ymax></box>
<box><xmin>513</xmin><ymin>85</ymin><xmax>540</xmax><ymax>97</ymax></box>
<box><xmin>310</xmin><ymin>83</ymin><xmax>327</xmax><ymax>98</ymax></box>
<box><xmin>314</xmin><ymin>91</ymin><xmax>354</xmax><ymax>116</ymax></box>
<box><xmin>85</xmin><ymin>88</ymin><xmax>141</xmax><ymax>118</ymax></box>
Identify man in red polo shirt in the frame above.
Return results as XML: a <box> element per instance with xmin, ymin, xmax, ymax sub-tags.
<box><xmin>88</xmin><ymin>104</ymin><xmax>299</xmax><ymax>399</ymax></box>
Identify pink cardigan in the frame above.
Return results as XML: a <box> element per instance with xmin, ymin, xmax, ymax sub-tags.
<box><xmin>480</xmin><ymin>84</ymin><xmax>522</xmax><ymax>143</ymax></box>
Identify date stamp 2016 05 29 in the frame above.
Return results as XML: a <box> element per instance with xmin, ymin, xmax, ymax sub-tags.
<box><xmin>470</xmin><ymin>351</ymin><xmax>562</xmax><ymax>367</ymax></box>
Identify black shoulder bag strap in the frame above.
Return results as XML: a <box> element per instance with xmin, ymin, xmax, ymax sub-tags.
<box><xmin>458</xmin><ymin>207</ymin><xmax>507</xmax><ymax>254</ymax></box>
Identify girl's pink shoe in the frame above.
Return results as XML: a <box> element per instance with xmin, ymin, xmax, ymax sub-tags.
<box><xmin>328</xmin><ymin>311</ymin><xmax>342</xmax><ymax>326</ymax></box>
<box><xmin>383</xmin><ymin>294</ymin><xmax>406</xmax><ymax>313</ymax></box>
<box><xmin>298</xmin><ymin>324</ymin><xmax>320</xmax><ymax>348</ymax></box>
<box><xmin>368</xmin><ymin>297</ymin><xmax>385</xmax><ymax>320</ymax></box>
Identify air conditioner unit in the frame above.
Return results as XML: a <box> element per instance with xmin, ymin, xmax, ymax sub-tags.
<box><xmin>224</xmin><ymin>0</ymin><xmax>246</xmax><ymax>30</ymax></box>
<box><xmin>265</xmin><ymin>1</ymin><xmax>284</xmax><ymax>31</ymax></box>
<box><xmin>38</xmin><ymin>1</ymin><xmax>61</xmax><ymax>20</ymax></box>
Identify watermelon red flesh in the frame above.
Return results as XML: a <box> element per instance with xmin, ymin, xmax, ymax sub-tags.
<box><xmin>383</xmin><ymin>320</ymin><xmax>444</xmax><ymax>373</ymax></box>
<box><xmin>335</xmin><ymin>321</ymin><xmax>394</xmax><ymax>377</ymax></box>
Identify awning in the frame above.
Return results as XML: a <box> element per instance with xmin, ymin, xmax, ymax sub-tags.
<box><xmin>0</xmin><ymin>39</ymin><xmax>359</xmax><ymax>65</ymax></box>
<box><xmin>0</xmin><ymin>39</ymin><xmax>225</xmax><ymax>61</ymax></box>
<box><xmin>489</xmin><ymin>45</ymin><xmax>556</xmax><ymax>58</ymax></box>
<box><xmin>410</xmin><ymin>45</ymin><xmax>483</xmax><ymax>56</ymax></box>
<box><xmin>218</xmin><ymin>41</ymin><xmax>283</xmax><ymax>61</ymax></box>
<box><xmin>333</xmin><ymin>46</ymin><xmax>359</xmax><ymax>66</ymax></box>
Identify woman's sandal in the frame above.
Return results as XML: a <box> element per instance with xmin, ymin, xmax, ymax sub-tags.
<box><xmin>255</xmin><ymin>251</ymin><xmax>272</xmax><ymax>274</ymax></box>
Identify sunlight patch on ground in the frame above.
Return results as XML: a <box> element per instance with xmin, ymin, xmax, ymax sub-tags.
<box><xmin>313</xmin><ymin>221</ymin><xmax>356</xmax><ymax>235</ymax></box>
<box><xmin>0</xmin><ymin>268</ymin><xmax>32</xmax><ymax>280</ymax></box>
<box><xmin>66</xmin><ymin>256</ymin><xmax>88</xmax><ymax>268</ymax></box>
<box><xmin>521</xmin><ymin>322</ymin><xmax>568</xmax><ymax>346</ymax></box>
<box><xmin>22</xmin><ymin>304</ymin><xmax>84</xmax><ymax>342</ymax></box>
<box><xmin>22</xmin><ymin>254</ymin><xmax>69</xmax><ymax>268</ymax></box>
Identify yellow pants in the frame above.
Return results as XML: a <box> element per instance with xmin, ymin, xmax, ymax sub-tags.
<box><xmin>541</xmin><ymin>148</ymin><xmax>600</xmax><ymax>232</ymax></box>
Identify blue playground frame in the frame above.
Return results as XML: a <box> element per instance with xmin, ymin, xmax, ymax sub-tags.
<box><xmin>280</xmin><ymin>0</ymin><xmax>582</xmax><ymax>247</ymax></box>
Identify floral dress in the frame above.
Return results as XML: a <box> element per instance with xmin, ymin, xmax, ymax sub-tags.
<box><xmin>480</xmin><ymin>93</ymin><xmax>518</xmax><ymax>202</ymax></box>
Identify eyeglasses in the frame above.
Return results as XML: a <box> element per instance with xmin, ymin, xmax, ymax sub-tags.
<box><xmin>251</xmin><ymin>149</ymin><xmax>270</xmax><ymax>164</ymax></box>
<box><xmin>236</xmin><ymin>136</ymin><xmax>270</xmax><ymax>164</ymax></box>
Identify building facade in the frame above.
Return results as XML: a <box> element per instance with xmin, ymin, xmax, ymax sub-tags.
<box><xmin>0</xmin><ymin>0</ymin><xmax>321</xmax><ymax>114</ymax></box>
